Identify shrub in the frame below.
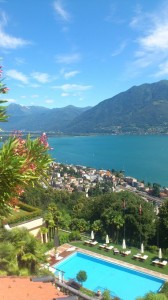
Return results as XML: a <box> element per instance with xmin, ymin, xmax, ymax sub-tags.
<box><xmin>19</xmin><ymin>268</ymin><xmax>30</xmax><ymax>276</ymax></box>
<box><xmin>146</xmin><ymin>245</ymin><xmax>158</xmax><ymax>253</ymax></box>
<box><xmin>160</xmin><ymin>282</ymin><xmax>168</xmax><ymax>297</ymax></box>
<box><xmin>102</xmin><ymin>290</ymin><xmax>111</xmax><ymax>300</ymax></box>
<box><xmin>7</xmin><ymin>211</ymin><xmax>42</xmax><ymax>226</ymax></box>
<box><xmin>18</xmin><ymin>201</ymin><xmax>39</xmax><ymax>212</ymax></box>
<box><xmin>4</xmin><ymin>201</ymin><xmax>42</xmax><ymax>225</ymax></box>
<box><xmin>59</xmin><ymin>232</ymin><xmax>70</xmax><ymax>244</ymax></box>
<box><xmin>69</xmin><ymin>230</ymin><xmax>81</xmax><ymax>241</ymax></box>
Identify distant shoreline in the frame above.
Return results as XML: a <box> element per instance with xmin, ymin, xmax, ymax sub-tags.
<box><xmin>1</xmin><ymin>131</ymin><xmax>168</xmax><ymax>138</ymax></box>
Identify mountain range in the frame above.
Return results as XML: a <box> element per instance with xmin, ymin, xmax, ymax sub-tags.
<box><xmin>3</xmin><ymin>105</ymin><xmax>91</xmax><ymax>133</ymax></box>
<box><xmin>2</xmin><ymin>80</ymin><xmax>168</xmax><ymax>134</ymax></box>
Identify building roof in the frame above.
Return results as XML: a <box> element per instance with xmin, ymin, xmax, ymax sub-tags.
<box><xmin>0</xmin><ymin>276</ymin><xmax>66</xmax><ymax>300</ymax></box>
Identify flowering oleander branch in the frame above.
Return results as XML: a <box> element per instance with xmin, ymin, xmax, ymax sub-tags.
<box><xmin>0</xmin><ymin>66</ymin><xmax>8</xmax><ymax>122</ymax></box>
<box><xmin>0</xmin><ymin>66</ymin><xmax>53</xmax><ymax>217</ymax></box>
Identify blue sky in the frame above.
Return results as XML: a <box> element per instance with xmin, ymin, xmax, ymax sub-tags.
<box><xmin>0</xmin><ymin>0</ymin><xmax>168</xmax><ymax>108</ymax></box>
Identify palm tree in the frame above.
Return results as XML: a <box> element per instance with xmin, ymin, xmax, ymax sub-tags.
<box><xmin>40</xmin><ymin>227</ymin><xmax>49</xmax><ymax>243</ymax></box>
<box><xmin>113</xmin><ymin>214</ymin><xmax>125</xmax><ymax>243</ymax></box>
<box><xmin>0</xmin><ymin>228</ymin><xmax>47</xmax><ymax>275</ymax></box>
<box><xmin>21</xmin><ymin>253</ymin><xmax>37</xmax><ymax>274</ymax></box>
<box><xmin>0</xmin><ymin>242</ymin><xmax>18</xmax><ymax>274</ymax></box>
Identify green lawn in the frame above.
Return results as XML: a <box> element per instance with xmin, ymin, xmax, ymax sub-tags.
<box><xmin>70</xmin><ymin>241</ymin><xmax>168</xmax><ymax>276</ymax></box>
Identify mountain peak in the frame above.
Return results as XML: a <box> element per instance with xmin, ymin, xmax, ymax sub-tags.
<box><xmin>3</xmin><ymin>80</ymin><xmax>168</xmax><ymax>134</ymax></box>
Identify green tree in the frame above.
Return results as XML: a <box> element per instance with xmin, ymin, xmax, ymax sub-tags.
<box><xmin>70</xmin><ymin>218</ymin><xmax>89</xmax><ymax>232</ymax></box>
<box><xmin>102</xmin><ymin>290</ymin><xmax>111</xmax><ymax>300</ymax></box>
<box><xmin>88</xmin><ymin>183</ymin><xmax>103</xmax><ymax>197</ymax></box>
<box><xmin>0</xmin><ymin>228</ymin><xmax>46</xmax><ymax>275</ymax></box>
<box><xmin>76</xmin><ymin>270</ymin><xmax>87</xmax><ymax>285</ymax></box>
<box><xmin>158</xmin><ymin>199</ymin><xmax>168</xmax><ymax>248</ymax></box>
<box><xmin>72</xmin><ymin>191</ymin><xmax>156</xmax><ymax>246</ymax></box>
<box><xmin>152</xmin><ymin>183</ymin><xmax>161</xmax><ymax>197</ymax></box>
<box><xmin>91</xmin><ymin>219</ymin><xmax>103</xmax><ymax>235</ymax></box>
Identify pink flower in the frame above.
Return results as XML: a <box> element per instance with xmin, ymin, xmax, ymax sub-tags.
<box><xmin>2</xmin><ymin>87</ymin><xmax>9</xmax><ymax>93</ymax></box>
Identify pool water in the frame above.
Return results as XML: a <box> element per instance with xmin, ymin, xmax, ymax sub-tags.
<box><xmin>54</xmin><ymin>252</ymin><xmax>165</xmax><ymax>300</ymax></box>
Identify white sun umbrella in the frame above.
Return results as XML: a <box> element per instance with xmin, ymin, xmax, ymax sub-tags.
<box><xmin>141</xmin><ymin>243</ymin><xmax>144</xmax><ymax>254</ymax></box>
<box><xmin>106</xmin><ymin>234</ymin><xmax>109</xmax><ymax>244</ymax></box>
<box><xmin>159</xmin><ymin>248</ymin><xmax>162</xmax><ymax>261</ymax></box>
<box><xmin>122</xmin><ymin>239</ymin><xmax>126</xmax><ymax>250</ymax></box>
<box><xmin>91</xmin><ymin>230</ymin><xmax>94</xmax><ymax>240</ymax></box>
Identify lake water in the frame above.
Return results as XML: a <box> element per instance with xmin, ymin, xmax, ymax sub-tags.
<box><xmin>48</xmin><ymin>135</ymin><xmax>168</xmax><ymax>187</ymax></box>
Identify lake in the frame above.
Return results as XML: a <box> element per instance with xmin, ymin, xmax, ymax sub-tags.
<box><xmin>48</xmin><ymin>135</ymin><xmax>168</xmax><ymax>187</ymax></box>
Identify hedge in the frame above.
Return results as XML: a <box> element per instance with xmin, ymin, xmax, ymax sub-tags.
<box><xmin>4</xmin><ymin>201</ymin><xmax>42</xmax><ymax>226</ymax></box>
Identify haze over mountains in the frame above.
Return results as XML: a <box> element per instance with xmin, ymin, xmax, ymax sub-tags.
<box><xmin>3</xmin><ymin>105</ymin><xmax>91</xmax><ymax>133</ymax></box>
<box><xmin>3</xmin><ymin>80</ymin><xmax>168</xmax><ymax>134</ymax></box>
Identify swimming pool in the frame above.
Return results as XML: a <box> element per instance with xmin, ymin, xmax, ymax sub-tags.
<box><xmin>54</xmin><ymin>252</ymin><xmax>165</xmax><ymax>300</ymax></box>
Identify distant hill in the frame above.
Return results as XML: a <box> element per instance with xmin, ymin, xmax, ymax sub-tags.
<box><xmin>66</xmin><ymin>80</ymin><xmax>168</xmax><ymax>134</ymax></box>
<box><xmin>2</xmin><ymin>80</ymin><xmax>168</xmax><ymax>134</ymax></box>
<box><xmin>2</xmin><ymin>104</ymin><xmax>91</xmax><ymax>132</ymax></box>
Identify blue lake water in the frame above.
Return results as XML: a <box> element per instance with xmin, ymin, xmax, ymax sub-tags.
<box><xmin>54</xmin><ymin>252</ymin><xmax>165</xmax><ymax>300</ymax></box>
<box><xmin>48</xmin><ymin>135</ymin><xmax>168</xmax><ymax>187</ymax></box>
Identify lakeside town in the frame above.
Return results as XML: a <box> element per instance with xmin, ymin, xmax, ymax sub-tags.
<box><xmin>49</xmin><ymin>162</ymin><xmax>168</xmax><ymax>206</ymax></box>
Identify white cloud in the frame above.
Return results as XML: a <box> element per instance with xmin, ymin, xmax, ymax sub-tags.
<box><xmin>129</xmin><ymin>4</ymin><xmax>144</xmax><ymax>29</ymax></box>
<box><xmin>138</xmin><ymin>23</ymin><xmax>168</xmax><ymax>51</ymax></box>
<box><xmin>55</xmin><ymin>53</ymin><xmax>81</xmax><ymax>64</ymax></box>
<box><xmin>133</xmin><ymin>21</ymin><xmax>168</xmax><ymax>70</ymax></box>
<box><xmin>31</xmin><ymin>72</ymin><xmax>50</xmax><ymax>83</ymax></box>
<box><xmin>129</xmin><ymin>3</ymin><xmax>168</xmax><ymax>77</ymax></box>
<box><xmin>53</xmin><ymin>83</ymin><xmax>92</xmax><ymax>92</ymax></box>
<box><xmin>53</xmin><ymin>0</ymin><xmax>71</xmax><ymax>22</ymax></box>
<box><xmin>64</xmin><ymin>70</ymin><xmax>80</xmax><ymax>79</ymax></box>
<box><xmin>61</xmin><ymin>92</ymin><xmax>69</xmax><ymax>97</ymax></box>
<box><xmin>45</xmin><ymin>99</ymin><xmax>54</xmax><ymax>104</ymax></box>
<box><xmin>0</xmin><ymin>11</ymin><xmax>30</xmax><ymax>49</ymax></box>
<box><xmin>111</xmin><ymin>42</ymin><xmax>127</xmax><ymax>57</ymax></box>
<box><xmin>30</xmin><ymin>83</ymin><xmax>41</xmax><ymax>88</ymax></box>
<box><xmin>0</xmin><ymin>30</ymin><xmax>30</xmax><ymax>49</ymax></box>
<box><xmin>31</xmin><ymin>94</ymin><xmax>39</xmax><ymax>98</ymax></box>
<box><xmin>14</xmin><ymin>57</ymin><xmax>25</xmax><ymax>65</ymax></box>
<box><xmin>5</xmin><ymin>98</ymin><xmax>16</xmax><ymax>103</ymax></box>
<box><xmin>0</xmin><ymin>11</ymin><xmax>8</xmax><ymax>27</ymax></box>
<box><xmin>6</xmin><ymin>69</ymin><xmax>28</xmax><ymax>84</ymax></box>
<box><xmin>155</xmin><ymin>60</ymin><xmax>168</xmax><ymax>77</ymax></box>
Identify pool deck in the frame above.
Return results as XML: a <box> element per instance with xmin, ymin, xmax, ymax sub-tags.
<box><xmin>49</xmin><ymin>243</ymin><xmax>168</xmax><ymax>282</ymax></box>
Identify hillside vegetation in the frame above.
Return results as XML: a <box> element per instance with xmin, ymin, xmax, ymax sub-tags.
<box><xmin>66</xmin><ymin>80</ymin><xmax>168</xmax><ymax>134</ymax></box>
<box><xmin>2</xmin><ymin>80</ymin><xmax>168</xmax><ymax>134</ymax></box>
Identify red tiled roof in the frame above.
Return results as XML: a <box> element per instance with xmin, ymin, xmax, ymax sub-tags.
<box><xmin>0</xmin><ymin>276</ymin><xmax>66</xmax><ymax>300</ymax></box>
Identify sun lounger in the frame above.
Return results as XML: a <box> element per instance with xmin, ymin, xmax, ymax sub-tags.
<box><xmin>99</xmin><ymin>244</ymin><xmax>107</xmax><ymax>249</ymax></box>
<box><xmin>105</xmin><ymin>245</ymin><xmax>114</xmax><ymax>251</ymax></box>
<box><xmin>90</xmin><ymin>241</ymin><xmax>98</xmax><ymax>246</ymax></box>
<box><xmin>152</xmin><ymin>259</ymin><xmax>160</xmax><ymax>265</ymax></box>
<box><xmin>139</xmin><ymin>255</ymin><xmax>148</xmax><ymax>261</ymax></box>
<box><xmin>158</xmin><ymin>260</ymin><xmax>167</xmax><ymax>267</ymax></box>
<box><xmin>84</xmin><ymin>240</ymin><xmax>92</xmax><ymax>245</ymax></box>
<box><xmin>133</xmin><ymin>253</ymin><xmax>142</xmax><ymax>259</ymax></box>
<box><xmin>121</xmin><ymin>250</ymin><xmax>131</xmax><ymax>256</ymax></box>
<box><xmin>113</xmin><ymin>248</ymin><xmax>119</xmax><ymax>254</ymax></box>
